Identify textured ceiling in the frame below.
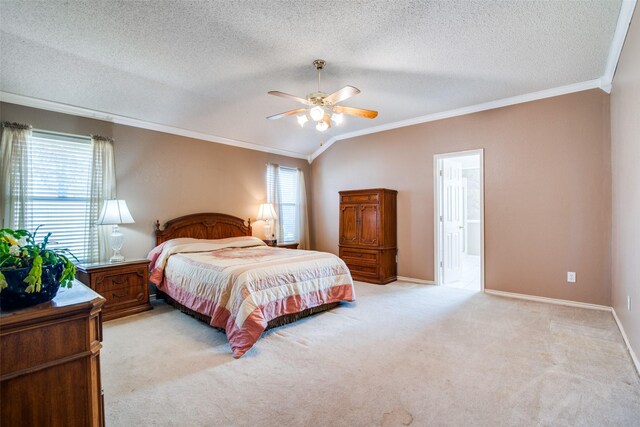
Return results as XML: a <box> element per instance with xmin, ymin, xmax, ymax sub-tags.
<box><xmin>0</xmin><ymin>1</ymin><xmax>622</xmax><ymax>158</ymax></box>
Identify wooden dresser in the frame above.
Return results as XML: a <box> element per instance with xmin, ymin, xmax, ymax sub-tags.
<box><xmin>75</xmin><ymin>259</ymin><xmax>152</xmax><ymax>321</ymax></box>
<box><xmin>339</xmin><ymin>188</ymin><xmax>398</xmax><ymax>284</ymax></box>
<box><xmin>0</xmin><ymin>282</ymin><xmax>106</xmax><ymax>427</ymax></box>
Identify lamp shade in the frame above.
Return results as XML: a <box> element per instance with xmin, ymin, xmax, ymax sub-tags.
<box><xmin>97</xmin><ymin>200</ymin><xmax>135</xmax><ymax>225</ymax></box>
<box><xmin>256</xmin><ymin>203</ymin><xmax>277</xmax><ymax>221</ymax></box>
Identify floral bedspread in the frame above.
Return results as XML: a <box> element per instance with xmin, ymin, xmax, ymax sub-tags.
<box><xmin>148</xmin><ymin>237</ymin><xmax>354</xmax><ymax>357</ymax></box>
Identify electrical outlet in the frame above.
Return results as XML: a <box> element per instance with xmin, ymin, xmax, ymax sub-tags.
<box><xmin>628</xmin><ymin>296</ymin><xmax>631</xmax><ymax>312</ymax></box>
<box><xmin>567</xmin><ymin>272</ymin><xmax>576</xmax><ymax>283</ymax></box>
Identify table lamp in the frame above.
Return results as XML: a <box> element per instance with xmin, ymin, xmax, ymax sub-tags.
<box><xmin>97</xmin><ymin>199</ymin><xmax>135</xmax><ymax>262</ymax></box>
<box><xmin>256</xmin><ymin>203</ymin><xmax>277</xmax><ymax>241</ymax></box>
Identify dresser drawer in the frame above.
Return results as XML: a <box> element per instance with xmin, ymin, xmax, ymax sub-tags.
<box><xmin>340</xmin><ymin>248</ymin><xmax>379</xmax><ymax>265</ymax></box>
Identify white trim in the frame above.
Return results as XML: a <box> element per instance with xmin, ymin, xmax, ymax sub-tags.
<box><xmin>433</xmin><ymin>154</ymin><xmax>440</xmax><ymax>286</ymax></box>
<box><xmin>434</xmin><ymin>149</ymin><xmax>485</xmax><ymax>292</ymax></box>
<box><xmin>396</xmin><ymin>276</ymin><xmax>435</xmax><ymax>285</ymax></box>
<box><xmin>309</xmin><ymin>79</ymin><xmax>604</xmax><ymax>162</ymax></box>
<box><xmin>0</xmin><ymin>91</ymin><xmax>311</xmax><ymax>161</ymax></box>
<box><xmin>484</xmin><ymin>289</ymin><xmax>611</xmax><ymax>311</ymax></box>
<box><xmin>602</xmin><ymin>0</ymin><xmax>638</xmax><ymax>92</ymax></box>
<box><xmin>612</xmin><ymin>308</ymin><xmax>640</xmax><ymax>376</ymax></box>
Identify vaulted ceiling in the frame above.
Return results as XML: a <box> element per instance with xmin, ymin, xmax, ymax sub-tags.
<box><xmin>0</xmin><ymin>1</ymin><xmax>625</xmax><ymax>160</ymax></box>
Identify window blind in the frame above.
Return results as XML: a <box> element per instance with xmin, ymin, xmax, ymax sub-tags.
<box><xmin>266</xmin><ymin>165</ymin><xmax>299</xmax><ymax>243</ymax></box>
<box><xmin>20</xmin><ymin>130</ymin><xmax>93</xmax><ymax>262</ymax></box>
<box><xmin>278</xmin><ymin>167</ymin><xmax>298</xmax><ymax>243</ymax></box>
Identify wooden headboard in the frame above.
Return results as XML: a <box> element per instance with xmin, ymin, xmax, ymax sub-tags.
<box><xmin>154</xmin><ymin>213</ymin><xmax>252</xmax><ymax>246</ymax></box>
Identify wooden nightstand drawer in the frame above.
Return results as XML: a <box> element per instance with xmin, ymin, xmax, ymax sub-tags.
<box><xmin>75</xmin><ymin>259</ymin><xmax>152</xmax><ymax>321</ymax></box>
<box><xmin>92</xmin><ymin>269</ymin><xmax>146</xmax><ymax>293</ymax></box>
<box><xmin>103</xmin><ymin>285</ymin><xmax>146</xmax><ymax>308</ymax></box>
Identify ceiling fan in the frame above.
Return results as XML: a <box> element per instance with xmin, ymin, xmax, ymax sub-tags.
<box><xmin>267</xmin><ymin>59</ymin><xmax>378</xmax><ymax>132</ymax></box>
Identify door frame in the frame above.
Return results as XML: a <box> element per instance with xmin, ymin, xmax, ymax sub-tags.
<box><xmin>433</xmin><ymin>149</ymin><xmax>485</xmax><ymax>291</ymax></box>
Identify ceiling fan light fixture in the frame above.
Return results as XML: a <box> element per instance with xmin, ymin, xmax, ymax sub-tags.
<box><xmin>309</xmin><ymin>105</ymin><xmax>325</xmax><ymax>121</ymax></box>
<box><xmin>297</xmin><ymin>114</ymin><xmax>308</xmax><ymax>127</ymax></box>
<box><xmin>267</xmin><ymin>59</ymin><xmax>377</xmax><ymax>132</ymax></box>
<box><xmin>315</xmin><ymin>121</ymin><xmax>329</xmax><ymax>132</ymax></box>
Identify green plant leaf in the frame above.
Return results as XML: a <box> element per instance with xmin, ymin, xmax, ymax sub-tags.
<box><xmin>23</xmin><ymin>255</ymin><xmax>43</xmax><ymax>293</ymax></box>
<box><xmin>0</xmin><ymin>271</ymin><xmax>7</xmax><ymax>291</ymax></box>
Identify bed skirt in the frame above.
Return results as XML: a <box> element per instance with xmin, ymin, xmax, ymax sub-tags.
<box><xmin>156</xmin><ymin>290</ymin><xmax>340</xmax><ymax>332</ymax></box>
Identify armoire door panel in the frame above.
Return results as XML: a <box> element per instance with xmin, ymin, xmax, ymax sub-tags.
<box><xmin>358</xmin><ymin>204</ymin><xmax>380</xmax><ymax>246</ymax></box>
<box><xmin>339</xmin><ymin>205</ymin><xmax>358</xmax><ymax>245</ymax></box>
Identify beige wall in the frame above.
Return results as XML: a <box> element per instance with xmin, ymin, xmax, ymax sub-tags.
<box><xmin>0</xmin><ymin>102</ymin><xmax>311</xmax><ymax>259</ymax></box>
<box><xmin>0</xmin><ymin>89</ymin><xmax>616</xmax><ymax>307</ymax></box>
<box><xmin>611</xmin><ymin>12</ymin><xmax>640</xmax><ymax>362</ymax></box>
<box><xmin>312</xmin><ymin>89</ymin><xmax>611</xmax><ymax>306</ymax></box>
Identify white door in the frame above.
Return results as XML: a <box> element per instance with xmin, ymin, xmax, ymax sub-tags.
<box><xmin>442</xmin><ymin>159</ymin><xmax>465</xmax><ymax>283</ymax></box>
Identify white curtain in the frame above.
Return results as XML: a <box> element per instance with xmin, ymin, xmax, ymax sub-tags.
<box><xmin>0</xmin><ymin>122</ymin><xmax>32</xmax><ymax>228</ymax></box>
<box><xmin>296</xmin><ymin>169</ymin><xmax>310</xmax><ymax>249</ymax></box>
<box><xmin>266</xmin><ymin>163</ymin><xmax>310</xmax><ymax>247</ymax></box>
<box><xmin>266</xmin><ymin>163</ymin><xmax>282</xmax><ymax>242</ymax></box>
<box><xmin>85</xmin><ymin>135</ymin><xmax>116</xmax><ymax>263</ymax></box>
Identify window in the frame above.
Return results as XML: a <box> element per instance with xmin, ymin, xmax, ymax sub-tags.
<box><xmin>21</xmin><ymin>130</ymin><xmax>93</xmax><ymax>261</ymax></box>
<box><xmin>266</xmin><ymin>165</ymin><xmax>299</xmax><ymax>243</ymax></box>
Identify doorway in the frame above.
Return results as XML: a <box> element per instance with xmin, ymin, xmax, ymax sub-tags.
<box><xmin>434</xmin><ymin>149</ymin><xmax>484</xmax><ymax>291</ymax></box>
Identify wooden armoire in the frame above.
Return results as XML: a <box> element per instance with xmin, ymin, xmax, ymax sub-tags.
<box><xmin>339</xmin><ymin>188</ymin><xmax>397</xmax><ymax>284</ymax></box>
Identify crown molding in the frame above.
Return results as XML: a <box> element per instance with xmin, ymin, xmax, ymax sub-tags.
<box><xmin>309</xmin><ymin>79</ymin><xmax>604</xmax><ymax>162</ymax></box>
<box><xmin>601</xmin><ymin>0</ymin><xmax>637</xmax><ymax>92</ymax></box>
<box><xmin>0</xmin><ymin>91</ymin><xmax>310</xmax><ymax>161</ymax></box>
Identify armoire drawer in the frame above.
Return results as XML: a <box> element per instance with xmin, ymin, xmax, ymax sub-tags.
<box><xmin>339</xmin><ymin>248</ymin><xmax>379</xmax><ymax>265</ymax></box>
<box><xmin>340</xmin><ymin>193</ymin><xmax>380</xmax><ymax>204</ymax></box>
<box><xmin>345</xmin><ymin>262</ymin><xmax>379</xmax><ymax>277</ymax></box>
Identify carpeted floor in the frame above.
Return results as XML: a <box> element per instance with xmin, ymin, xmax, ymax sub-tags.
<box><xmin>102</xmin><ymin>281</ymin><xmax>640</xmax><ymax>426</ymax></box>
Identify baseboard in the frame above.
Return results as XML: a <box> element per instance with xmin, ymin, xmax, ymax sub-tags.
<box><xmin>484</xmin><ymin>289</ymin><xmax>611</xmax><ymax>311</ymax></box>
<box><xmin>396</xmin><ymin>276</ymin><xmax>436</xmax><ymax>285</ymax></box>
<box><xmin>611</xmin><ymin>308</ymin><xmax>640</xmax><ymax>376</ymax></box>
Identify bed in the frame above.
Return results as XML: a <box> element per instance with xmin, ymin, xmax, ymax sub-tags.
<box><xmin>149</xmin><ymin>213</ymin><xmax>355</xmax><ymax>357</ymax></box>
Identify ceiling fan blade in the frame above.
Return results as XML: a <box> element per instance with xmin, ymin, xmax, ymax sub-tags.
<box><xmin>323</xmin><ymin>114</ymin><xmax>331</xmax><ymax>129</ymax></box>
<box><xmin>324</xmin><ymin>85</ymin><xmax>360</xmax><ymax>105</ymax></box>
<box><xmin>268</xmin><ymin>91</ymin><xmax>312</xmax><ymax>106</ymax></box>
<box><xmin>334</xmin><ymin>105</ymin><xmax>378</xmax><ymax>119</ymax></box>
<box><xmin>266</xmin><ymin>108</ymin><xmax>307</xmax><ymax>120</ymax></box>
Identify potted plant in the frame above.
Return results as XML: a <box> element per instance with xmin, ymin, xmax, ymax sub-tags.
<box><xmin>0</xmin><ymin>227</ymin><xmax>76</xmax><ymax>310</ymax></box>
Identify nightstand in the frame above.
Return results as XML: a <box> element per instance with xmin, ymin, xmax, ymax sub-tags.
<box><xmin>75</xmin><ymin>259</ymin><xmax>152</xmax><ymax>321</ymax></box>
<box><xmin>262</xmin><ymin>240</ymin><xmax>299</xmax><ymax>249</ymax></box>
<box><xmin>278</xmin><ymin>243</ymin><xmax>299</xmax><ymax>249</ymax></box>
